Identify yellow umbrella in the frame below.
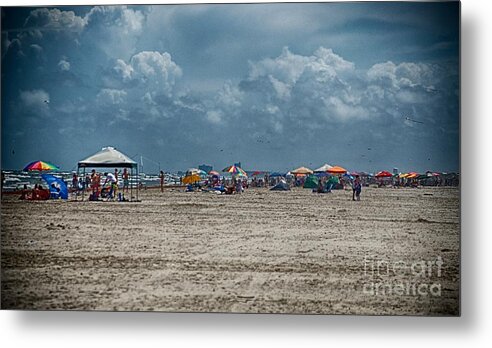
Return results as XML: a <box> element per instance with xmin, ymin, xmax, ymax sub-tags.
<box><xmin>182</xmin><ymin>174</ymin><xmax>201</xmax><ymax>184</ymax></box>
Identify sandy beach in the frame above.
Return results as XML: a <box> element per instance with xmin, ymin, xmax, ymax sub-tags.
<box><xmin>1</xmin><ymin>186</ymin><xmax>459</xmax><ymax>315</ymax></box>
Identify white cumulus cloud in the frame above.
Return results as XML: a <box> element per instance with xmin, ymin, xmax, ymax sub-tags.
<box><xmin>24</xmin><ymin>8</ymin><xmax>87</xmax><ymax>32</ymax></box>
<box><xmin>19</xmin><ymin>89</ymin><xmax>50</xmax><ymax>112</ymax></box>
<box><xmin>114</xmin><ymin>51</ymin><xmax>182</xmax><ymax>96</ymax></box>
<box><xmin>97</xmin><ymin>88</ymin><xmax>127</xmax><ymax>105</ymax></box>
<box><xmin>58</xmin><ymin>59</ymin><xmax>70</xmax><ymax>71</ymax></box>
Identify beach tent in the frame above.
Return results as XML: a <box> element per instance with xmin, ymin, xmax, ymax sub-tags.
<box><xmin>327</xmin><ymin>175</ymin><xmax>340</xmax><ymax>184</ymax></box>
<box><xmin>291</xmin><ymin>166</ymin><xmax>313</xmax><ymax>175</ymax></box>
<box><xmin>314</xmin><ymin>164</ymin><xmax>333</xmax><ymax>173</ymax></box>
<box><xmin>303</xmin><ymin>175</ymin><xmax>319</xmax><ymax>189</ymax></box>
<box><xmin>270</xmin><ymin>180</ymin><xmax>290</xmax><ymax>191</ymax></box>
<box><xmin>78</xmin><ymin>147</ymin><xmax>137</xmax><ymax>168</ymax></box>
<box><xmin>77</xmin><ymin>147</ymin><xmax>139</xmax><ymax>201</ymax></box>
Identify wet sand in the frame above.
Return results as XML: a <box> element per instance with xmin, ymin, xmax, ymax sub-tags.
<box><xmin>1</xmin><ymin>186</ymin><xmax>459</xmax><ymax>315</ymax></box>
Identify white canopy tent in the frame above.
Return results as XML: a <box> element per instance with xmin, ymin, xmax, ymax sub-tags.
<box><xmin>314</xmin><ymin>164</ymin><xmax>333</xmax><ymax>173</ymax></box>
<box><xmin>77</xmin><ymin>147</ymin><xmax>139</xmax><ymax>201</ymax></box>
<box><xmin>78</xmin><ymin>146</ymin><xmax>137</xmax><ymax>168</ymax></box>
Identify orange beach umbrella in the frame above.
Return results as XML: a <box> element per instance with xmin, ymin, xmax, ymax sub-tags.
<box><xmin>327</xmin><ymin>166</ymin><xmax>347</xmax><ymax>174</ymax></box>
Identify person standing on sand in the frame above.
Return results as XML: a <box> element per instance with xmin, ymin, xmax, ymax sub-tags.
<box><xmin>72</xmin><ymin>173</ymin><xmax>78</xmax><ymax>193</ymax></box>
<box><xmin>352</xmin><ymin>175</ymin><xmax>362</xmax><ymax>201</ymax></box>
<box><xmin>90</xmin><ymin>169</ymin><xmax>98</xmax><ymax>194</ymax></box>
<box><xmin>122</xmin><ymin>168</ymin><xmax>129</xmax><ymax>193</ymax></box>
<box><xmin>85</xmin><ymin>174</ymin><xmax>90</xmax><ymax>192</ymax></box>
<box><xmin>160</xmin><ymin>170</ymin><xmax>165</xmax><ymax>192</ymax></box>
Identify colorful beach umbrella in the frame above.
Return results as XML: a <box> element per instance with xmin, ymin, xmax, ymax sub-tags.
<box><xmin>23</xmin><ymin>161</ymin><xmax>59</xmax><ymax>172</ymax></box>
<box><xmin>327</xmin><ymin>166</ymin><xmax>347</xmax><ymax>174</ymax></box>
<box><xmin>222</xmin><ymin>165</ymin><xmax>248</xmax><ymax>177</ymax></box>
<box><xmin>291</xmin><ymin>166</ymin><xmax>313</xmax><ymax>175</ymax></box>
<box><xmin>375</xmin><ymin>170</ymin><xmax>393</xmax><ymax>178</ymax></box>
<box><xmin>209</xmin><ymin>170</ymin><xmax>220</xmax><ymax>176</ymax></box>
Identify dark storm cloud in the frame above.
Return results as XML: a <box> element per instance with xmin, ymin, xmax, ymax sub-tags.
<box><xmin>1</xmin><ymin>3</ymin><xmax>459</xmax><ymax>173</ymax></box>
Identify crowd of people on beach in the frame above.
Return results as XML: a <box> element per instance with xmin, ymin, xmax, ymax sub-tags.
<box><xmin>70</xmin><ymin>168</ymin><xmax>130</xmax><ymax>201</ymax></box>
<box><xmin>179</xmin><ymin>171</ymin><xmax>367</xmax><ymax>200</ymax></box>
<box><xmin>183</xmin><ymin>175</ymin><xmax>249</xmax><ymax>195</ymax></box>
<box><xmin>3</xmin><ymin>163</ymin><xmax>459</xmax><ymax>203</ymax></box>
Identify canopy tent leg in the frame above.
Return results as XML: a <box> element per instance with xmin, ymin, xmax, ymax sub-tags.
<box><xmin>82</xmin><ymin>167</ymin><xmax>85</xmax><ymax>201</ymax></box>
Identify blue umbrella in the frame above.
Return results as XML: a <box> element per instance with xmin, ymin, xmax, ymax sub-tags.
<box><xmin>343</xmin><ymin>173</ymin><xmax>354</xmax><ymax>180</ymax></box>
<box><xmin>41</xmin><ymin>174</ymin><xmax>68</xmax><ymax>199</ymax></box>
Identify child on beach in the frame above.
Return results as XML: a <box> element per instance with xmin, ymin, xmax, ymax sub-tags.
<box><xmin>353</xmin><ymin>175</ymin><xmax>362</xmax><ymax>201</ymax></box>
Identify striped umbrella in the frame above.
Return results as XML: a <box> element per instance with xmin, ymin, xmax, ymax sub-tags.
<box><xmin>222</xmin><ymin>165</ymin><xmax>248</xmax><ymax>177</ymax></box>
<box><xmin>23</xmin><ymin>160</ymin><xmax>59</xmax><ymax>171</ymax></box>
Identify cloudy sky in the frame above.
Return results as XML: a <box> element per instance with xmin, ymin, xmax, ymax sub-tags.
<box><xmin>1</xmin><ymin>2</ymin><xmax>459</xmax><ymax>173</ymax></box>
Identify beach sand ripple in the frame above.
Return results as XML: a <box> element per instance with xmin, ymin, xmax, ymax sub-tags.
<box><xmin>1</xmin><ymin>187</ymin><xmax>459</xmax><ymax>315</ymax></box>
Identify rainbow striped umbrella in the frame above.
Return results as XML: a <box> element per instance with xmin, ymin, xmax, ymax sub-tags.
<box><xmin>222</xmin><ymin>165</ymin><xmax>247</xmax><ymax>177</ymax></box>
<box><xmin>23</xmin><ymin>160</ymin><xmax>59</xmax><ymax>171</ymax></box>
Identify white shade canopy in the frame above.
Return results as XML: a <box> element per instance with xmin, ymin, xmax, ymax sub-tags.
<box><xmin>78</xmin><ymin>147</ymin><xmax>137</xmax><ymax>168</ymax></box>
<box><xmin>314</xmin><ymin>164</ymin><xmax>333</xmax><ymax>172</ymax></box>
